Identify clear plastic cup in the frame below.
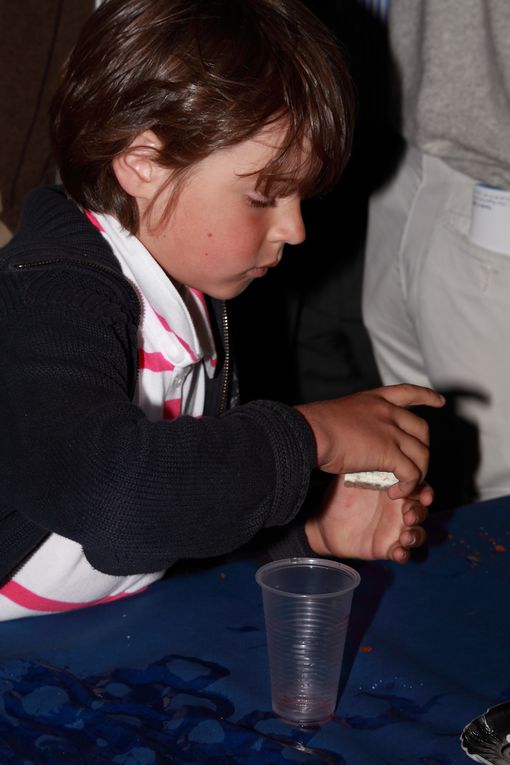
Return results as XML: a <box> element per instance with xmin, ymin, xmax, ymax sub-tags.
<box><xmin>256</xmin><ymin>557</ymin><xmax>360</xmax><ymax>726</ymax></box>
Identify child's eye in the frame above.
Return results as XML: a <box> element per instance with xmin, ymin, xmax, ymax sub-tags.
<box><xmin>248</xmin><ymin>195</ymin><xmax>276</xmax><ymax>209</ymax></box>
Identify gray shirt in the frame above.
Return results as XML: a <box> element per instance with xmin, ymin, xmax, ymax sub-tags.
<box><xmin>389</xmin><ymin>0</ymin><xmax>510</xmax><ymax>187</ymax></box>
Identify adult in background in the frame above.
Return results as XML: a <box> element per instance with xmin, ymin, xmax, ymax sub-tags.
<box><xmin>363</xmin><ymin>0</ymin><xmax>510</xmax><ymax>506</ymax></box>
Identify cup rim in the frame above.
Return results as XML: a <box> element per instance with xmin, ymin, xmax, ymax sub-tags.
<box><xmin>255</xmin><ymin>556</ymin><xmax>361</xmax><ymax>598</ymax></box>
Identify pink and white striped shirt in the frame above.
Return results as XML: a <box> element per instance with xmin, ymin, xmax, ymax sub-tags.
<box><xmin>0</xmin><ymin>210</ymin><xmax>217</xmax><ymax>620</ymax></box>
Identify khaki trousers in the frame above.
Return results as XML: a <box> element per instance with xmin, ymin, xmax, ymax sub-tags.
<box><xmin>363</xmin><ymin>146</ymin><xmax>510</xmax><ymax>501</ymax></box>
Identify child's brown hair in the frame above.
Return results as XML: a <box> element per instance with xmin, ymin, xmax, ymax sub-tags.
<box><xmin>51</xmin><ymin>0</ymin><xmax>355</xmax><ymax>233</ymax></box>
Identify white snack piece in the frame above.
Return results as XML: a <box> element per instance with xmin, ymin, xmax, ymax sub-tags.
<box><xmin>343</xmin><ymin>471</ymin><xmax>398</xmax><ymax>490</ymax></box>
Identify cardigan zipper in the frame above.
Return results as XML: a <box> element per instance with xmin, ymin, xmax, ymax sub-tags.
<box><xmin>219</xmin><ymin>301</ymin><xmax>230</xmax><ymax>415</ymax></box>
<box><xmin>14</xmin><ymin>257</ymin><xmax>125</xmax><ymax>280</ymax></box>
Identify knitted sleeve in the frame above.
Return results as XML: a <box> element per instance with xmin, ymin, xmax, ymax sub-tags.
<box><xmin>0</xmin><ymin>263</ymin><xmax>315</xmax><ymax>575</ymax></box>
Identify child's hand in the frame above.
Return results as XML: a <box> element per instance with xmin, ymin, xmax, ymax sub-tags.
<box><xmin>295</xmin><ymin>384</ymin><xmax>445</xmax><ymax>499</ymax></box>
<box><xmin>305</xmin><ymin>478</ymin><xmax>433</xmax><ymax>564</ymax></box>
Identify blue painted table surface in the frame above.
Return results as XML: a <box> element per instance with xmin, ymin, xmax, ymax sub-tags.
<box><xmin>0</xmin><ymin>497</ymin><xmax>509</xmax><ymax>764</ymax></box>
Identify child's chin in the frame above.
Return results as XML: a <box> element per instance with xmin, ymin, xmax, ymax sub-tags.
<box><xmin>208</xmin><ymin>280</ymin><xmax>253</xmax><ymax>300</ymax></box>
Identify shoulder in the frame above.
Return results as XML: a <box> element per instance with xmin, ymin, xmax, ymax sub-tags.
<box><xmin>0</xmin><ymin>187</ymin><xmax>140</xmax><ymax>326</ymax></box>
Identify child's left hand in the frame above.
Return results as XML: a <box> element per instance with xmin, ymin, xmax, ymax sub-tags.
<box><xmin>305</xmin><ymin>478</ymin><xmax>433</xmax><ymax>564</ymax></box>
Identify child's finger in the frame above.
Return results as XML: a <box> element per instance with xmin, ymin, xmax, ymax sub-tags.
<box><xmin>400</xmin><ymin>526</ymin><xmax>427</xmax><ymax>548</ymax></box>
<box><xmin>394</xmin><ymin>407</ymin><xmax>430</xmax><ymax>446</ymax></box>
<box><xmin>387</xmin><ymin>424</ymin><xmax>435</xmax><ymax>493</ymax></box>
<box><xmin>402</xmin><ymin>502</ymin><xmax>428</xmax><ymax>527</ymax></box>
<box><xmin>388</xmin><ymin>477</ymin><xmax>421</xmax><ymax>500</ymax></box>
<box><xmin>390</xmin><ymin>526</ymin><xmax>427</xmax><ymax>563</ymax></box>
<box><xmin>398</xmin><ymin>432</ymin><xmax>430</xmax><ymax>476</ymax></box>
<box><xmin>415</xmin><ymin>483</ymin><xmax>434</xmax><ymax>506</ymax></box>
<box><xmin>380</xmin><ymin>383</ymin><xmax>446</xmax><ymax>410</ymax></box>
<box><xmin>390</xmin><ymin>545</ymin><xmax>411</xmax><ymax>564</ymax></box>
<box><xmin>388</xmin><ymin>526</ymin><xmax>427</xmax><ymax>564</ymax></box>
<box><xmin>385</xmin><ymin>444</ymin><xmax>429</xmax><ymax>497</ymax></box>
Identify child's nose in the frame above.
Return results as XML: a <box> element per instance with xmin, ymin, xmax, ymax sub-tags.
<box><xmin>271</xmin><ymin>199</ymin><xmax>306</xmax><ymax>246</ymax></box>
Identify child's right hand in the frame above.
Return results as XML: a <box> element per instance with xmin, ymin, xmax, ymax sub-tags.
<box><xmin>295</xmin><ymin>384</ymin><xmax>445</xmax><ymax>499</ymax></box>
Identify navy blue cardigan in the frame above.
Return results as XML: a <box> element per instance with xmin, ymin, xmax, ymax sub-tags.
<box><xmin>0</xmin><ymin>187</ymin><xmax>316</xmax><ymax>582</ymax></box>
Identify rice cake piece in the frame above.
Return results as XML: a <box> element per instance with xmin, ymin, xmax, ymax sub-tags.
<box><xmin>343</xmin><ymin>471</ymin><xmax>398</xmax><ymax>490</ymax></box>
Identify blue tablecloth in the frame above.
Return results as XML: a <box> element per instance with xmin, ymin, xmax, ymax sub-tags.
<box><xmin>0</xmin><ymin>497</ymin><xmax>509</xmax><ymax>764</ymax></box>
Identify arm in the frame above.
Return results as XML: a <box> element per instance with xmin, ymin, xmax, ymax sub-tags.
<box><xmin>0</xmin><ymin>267</ymin><xmax>314</xmax><ymax>575</ymax></box>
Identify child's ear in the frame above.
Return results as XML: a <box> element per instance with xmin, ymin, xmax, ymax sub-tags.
<box><xmin>112</xmin><ymin>130</ymin><xmax>166</xmax><ymax>201</ymax></box>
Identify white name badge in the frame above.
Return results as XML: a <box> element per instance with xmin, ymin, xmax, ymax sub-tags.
<box><xmin>470</xmin><ymin>183</ymin><xmax>510</xmax><ymax>256</ymax></box>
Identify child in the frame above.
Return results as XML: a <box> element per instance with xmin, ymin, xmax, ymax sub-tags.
<box><xmin>0</xmin><ymin>0</ymin><xmax>443</xmax><ymax>620</ymax></box>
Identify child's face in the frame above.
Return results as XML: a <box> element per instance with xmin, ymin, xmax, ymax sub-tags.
<box><xmin>138</xmin><ymin>124</ymin><xmax>306</xmax><ymax>299</ymax></box>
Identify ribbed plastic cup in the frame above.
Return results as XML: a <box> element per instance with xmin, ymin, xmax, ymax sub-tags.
<box><xmin>256</xmin><ymin>557</ymin><xmax>360</xmax><ymax>726</ymax></box>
